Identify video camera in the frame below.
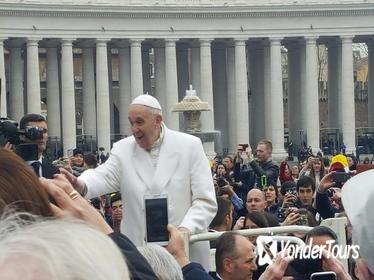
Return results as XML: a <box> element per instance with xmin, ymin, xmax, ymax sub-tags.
<box><xmin>0</xmin><ymin>118</ymin><xmax>44</xmax><ymax>161</ymax></box>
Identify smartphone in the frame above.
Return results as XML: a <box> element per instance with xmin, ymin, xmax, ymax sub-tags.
<box><xmin>332</xmin><ymin>172</ymin><xmax>351</xmax><ymax>185</ymax></box>
<box><xmin>310</xmin><ymin>271</ymin><xmax>337</xmax><ymax>280</ymax></box>
<box><xmin>144</xmin><ymin>195</ymin><xmax>169</xmax><ymax>246</ymax></box>
<box><xmin>286</xmin><ymin>255</ymin><xmax>322</xmax><ymax>278</ymax></box>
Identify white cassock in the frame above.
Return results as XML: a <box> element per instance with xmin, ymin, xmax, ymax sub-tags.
<box><xmin>79</xmin><ymin>124</ymin><xmax>217</xmax><ymax>270</ymax></box>
<box><xmin>342</xmin><ymin>170</ymin><xmax>374</xmax><ymax>274</ymax></box>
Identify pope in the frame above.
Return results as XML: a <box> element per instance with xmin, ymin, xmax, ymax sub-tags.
<box><xmin>70</xmin><ymin>94</ymin><xmax>217</xmax><ymax>269</ymax></box>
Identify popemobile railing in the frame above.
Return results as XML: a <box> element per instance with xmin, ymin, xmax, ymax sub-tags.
<box><xmin>183</xmin><ymin>217</ymin><xmax>349</xmax><ymax>272</ymax></box>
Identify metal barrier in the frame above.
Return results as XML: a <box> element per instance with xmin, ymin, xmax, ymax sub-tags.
<box><xmin>185</xmin><ymin>219</ymin><xmax>349</xmax><ymax>272</ymax></box>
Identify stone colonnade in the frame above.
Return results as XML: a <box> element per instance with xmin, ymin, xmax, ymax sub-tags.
<box><xmin>0</xmin><ymin>36</ymin><xmax>370</xmax><ymax>156</ymax></box>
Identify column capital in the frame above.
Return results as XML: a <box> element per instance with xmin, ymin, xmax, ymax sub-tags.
<box><xmin>130</xmin><ymin>39</ymin><xmax>144</xmax><ymax>47</ymax></box>
<box><xmin>304</xmin><ymin>36</ymin><xmax>318</xmax><ymax>44</ymax></box>
<box><xmin>199</xmin><ymin>38</ymin><xmax>213</xmax><ymax>46</ymax></box>
<box><xmin>340</xmin><ymin>35</ymin><xmax>354</xmax><ymax>43</ymax></box>
<box><xmin>165</xmin><ymin>39</ymin><xmax>178</xmax><ymax>47</ymax></box>
<box><xmin>95</xmin><ymin>39</ymin><xmax>110</xmax><ymax>47</ymax></box>
<box><xmin>269</xmin><ymin>37</ymin><xmax>283</xmax><ymax>44</ymax></box>
<box><xmin>26</xmin><ymin>38</ymin><xmax>42</xmax><ymax>47</ymax></box>
<box><xmin>61</xmin><ymin>39</ymin><xmax>75</xmax><ymax>47</ymax></box>
<box><xmin>233</xmin><ymin>39</ymin><xmax>246</xmax><ymax>46</ymax></box>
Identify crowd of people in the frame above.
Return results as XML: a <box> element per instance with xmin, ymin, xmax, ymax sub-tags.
<box><xmin>0</xmin><ymin>94</ymin><xmax>373</xmax><ymax>280</ymax></box>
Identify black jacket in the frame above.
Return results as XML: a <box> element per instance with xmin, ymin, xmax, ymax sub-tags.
<box><xmin>109</xmin><ymin>232</ymin><xmax>159</xmax><ymax>280</ymax></box>
<box><xmin>41</xmin><ymin>158</ymin><xmax>60</xmax><ymax>179</ymax></box>
<box><xmin>249</xmin><ymin>159</ymin><xmax>279</xmax><ymax>188</ymax></box>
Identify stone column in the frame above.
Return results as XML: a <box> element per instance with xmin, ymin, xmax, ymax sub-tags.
<box><xmin>164</xmin><ymin>39</ymin><xmax>179</xmax><ymax>130</ymax></box>
<box><xmin>340</xmin><ymin>36</ymin><xmax>356</xmax><ymax>153</ymax></box>
<box><xmin>9</xmin><ymin>46</ymin><xmax>24</xmax><ymax>121</ymax></box>
<box><xmin>96</xmin><ymin>39</ymin><xmax>111</xmax><ymax>152</ymax></box>
<box><xmin>154</xmin><ymin>45</ymin><xmax>166</xmax><ymax>110</ymax></box>
<box><xmin>60</xmin><ymin>39</ymin><xmax>76</xmax><ymax>155</ymax></box>
<box><xmin>299</xmin><ymin>41</ymin><xmax>307</xmax><ymax>135</ymax></box>
<box><xmin>250</xmin><ymin>43</ymin><xmax>265</xmax><ymax>145</ymax></box>
<box><xmin>226</xmin><ymin>46</ymin><xmax>237</xmax><ymax>152</ymax></box>
<box><xmin>46</xmin><ymin>47</ymin><xmax>61</xmax><ymax>139</ymax></box>
<box><xmin>142</xmin><ymin>45</ymin><xmax>151</xmax><ymax>95</ymax></box>
<box><xmin>287</xmin><ymin>42</ymin><xmax>302</xmax><ymax>146</ymax></box>
<box><xmin>82</xmin><ymin>47</ymin><xmax>97</xmax><ymax>139</ymax></box>
<box><xmin>190</xmin><ymin>46</ymin><xmax>201</xmax><ymax>95</ymax></box>
<box><xmin>269</xmin><ymin>38</ymin><xmax>285</xmax><ymax>156</ymax></box>
<box><xmin>26</xmin><ymin>39</ymin><xmax>41</xmax><ymax>114</ymax></box>
<box><xmin>199</xmin><ymin>39</ymin><xmax>214</xmax><ymax>131</ymax></box>
<box><xmin>234</xmin><ymin>39</ymin><xmax>249</xmax><ymax>145</ymax></box>
<box><xmin>130</xmin><ymin>39</ymin><xmax>143</xmax><ymax>99</ymax></box>
<box><xmin>177</xmin><ymin>44</ymin><xmax>189</xmax><ymax>101</ymax></box>
<box><xmin>118</xmin><ymin>45</ymin><xmax>131</xmax><ymax>136</ymax></box>
<box><xmin>328</xmin><ymin>41</ymin><xmax>339</xmax><ymax>129</ymax></box>
<box><xmin>263</xmin><ymin>42</ymin><xmax>271</xmax><ymax>139</ymax></box>
<box><xmin>212</xmin><ymin>43</ymin><xmax>228</xmax><ymax>152</ymax></box>
<box><xmin>368</xmin><ymin>40</ymin><xmax>374</xmax><ymax>128</ymax></box>
<box><xmin>304</xmin><ymin>37</ymin><xmax>320</xmax><ymax>152</ymax></box>
<box><xmin>0</xmin><ymin>38</ymin><xmax>6</xmax><ymax>117</ymax></box>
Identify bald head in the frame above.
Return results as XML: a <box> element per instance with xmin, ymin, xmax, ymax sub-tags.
<box><xmin>246</xmin><ymin>189</ymin><xmax>266</xmax><ymax>212</ymax></box>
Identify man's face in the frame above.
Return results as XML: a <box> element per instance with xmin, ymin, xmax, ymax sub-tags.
<box><xmin>256</xmin><ymin>144</ymin><xmax>271</xmax><ymax>162</ymax></box>
<box><xmin>298</xmin><ymin>186</ymin><xmax>314</xmax><ymax>206</ymax></box>
<box><xmin>246</xmin><ymin>189</ymin><xmax>267</xmax><ymax>212</ymax></box>
<box><xmin>23</xmin><ymin>121</ymin><xmax>48</xmax><ymax>155</ymax></box>
<box><xmin>128</xmin><ymin>105</ymin><xmax>162</xmax><ymax>150</ymax></box>
<box><xmin>223</xmin><ymin>157</ymin><xmax>233</xmax><ymax>171</ymax></box>
<box><xmin>229</xmin><ymin>236</ymin><xmax>257</xmax><ymax>280</ymax></box>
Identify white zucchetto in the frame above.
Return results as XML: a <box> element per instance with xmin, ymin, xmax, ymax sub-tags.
<box><xmin>131</xmin><ymin>94</ymin><xmax>162</xmax><ymax>110</ymax></box>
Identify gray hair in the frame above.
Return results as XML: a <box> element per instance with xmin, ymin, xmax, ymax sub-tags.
<box><xmin>138</xmin><ymin>244</ymin><xmax>183</xmax><ymax>280</ymax></box>
<box><xmin>0</xmin><ymin>215</ymin><xmax>130</xmax><ymax>280</ymax></box>
<box><xmin>148</xmin><ymin>107</ymin><xmax>163</xmax><ymax>116</ymax></box>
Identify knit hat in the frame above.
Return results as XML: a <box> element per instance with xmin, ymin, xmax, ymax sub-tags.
<box><xmin>131</xmin><ymin>94</ymin><xmax>162</xmax><ymax>110</ymax></box>
<box><xmin>330</xmin><ymin>154</ymin><xmax>349</xmax><ymax>172</ymax></box>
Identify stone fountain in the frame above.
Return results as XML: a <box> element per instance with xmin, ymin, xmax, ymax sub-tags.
<box><xmin>173</xmin><ymin>85</ymin><xmax>221</xmax><ymax>159</ymax></box>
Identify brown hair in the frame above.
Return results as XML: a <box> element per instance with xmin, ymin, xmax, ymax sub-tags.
<box><xmin>0</xmin><ymin>149</ymin><xmax>53</xmax><ymax>217</ymax></box>
<box><xmin>257</xmin><ymin>139</ymin><xmax>273</xmax><ymax>152</ymax></box>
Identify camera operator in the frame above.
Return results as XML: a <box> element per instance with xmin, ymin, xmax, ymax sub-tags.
<box><xmin>19</xmin><ymin>114</ymin><xmax>59</xmax><ymax>179</ymax></box>
<box><xmin>248</xmin><ymin>139</ymin><xmax>279</xmax><ymax>190</ymax></box>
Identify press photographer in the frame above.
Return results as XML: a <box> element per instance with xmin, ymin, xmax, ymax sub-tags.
<box><xmin>1</xmin><ymin>114</ymin><xmax>59</xmax><ymax>178</ymax></box>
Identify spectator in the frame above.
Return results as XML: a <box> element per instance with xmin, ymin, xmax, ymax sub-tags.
<box><xmin>0</xmin><ymin>148</ymin><xmax>53</xmax><ymax>217</ymax></box>
<box><xmin>0</xmin><ymin>216</ymin><xmax>130</xmax><ymax>280</ymax></box>
<box><xmin>83</xmin><ymin>152</ymin><xmax>98</xmax><ymax>169</ymax></box>
<box><xmin>309</xmin><ymin>155</ymin><xmax>326</xmax><ymax>187</ymax></box>
<box><xmin>209</xmin><ymin>197</ymin><xmax>233</xmax><ymax>233</ymax></box>
<box><xmin>70</xmin><ymin>148</ymin><xmax>85</xmax><ymax>176</ymax></box>
<box><xmin>19</xmin><ymin>113</ymin><xmax>59</xmax><ymax>178</ymax></box>
<box><xmin>138</xmin><ymin>244</ymin><xmax>184</xmax><ymax>280</ymax></box>
<box><xmin>110</xmin><ymin>192</ymin><xmax>123</xmax><ymax>232</ymax></box>
<box><xmin>296</xmin><ymin>176</ymin><xmax>316</xmax><ymax>209</ymax></box>
<box><xmin>213</xmin><ymin>232</ymin><xmax>257</xmax><ymax>280</ymax></box>
<box><xmin>222</xmin><ymin>156</ymin><xmax>235</xmax><ymax>180</ymax></box>
<box><xmin>249</xmin><ymin>139</ymin><xmax>280</xmax><ymax>189</ymax></box>
<box><xmin>263</xmin><ymin>184</ymin><xmax>280</xmax><ymax>216</ymax></box>
<box><xmin>279</xmin><ymin>160</ymin><xmax>293</xmax><ymax>184</ymax></box>
<box><xmin>304</xmin><ymin>225</ymin><xmax>338</xmax><ymax>248</ymax></box>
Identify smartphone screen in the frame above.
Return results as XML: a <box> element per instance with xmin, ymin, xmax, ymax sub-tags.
<box><xmin>310</xmin><ymin>271</ymin><xmax>337</xmax><ymax>280</ymax></box>
<box><xmin>144</xmin><ymin>196</ymin><xmax>169</xmax><ymax>245</ymax></box>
